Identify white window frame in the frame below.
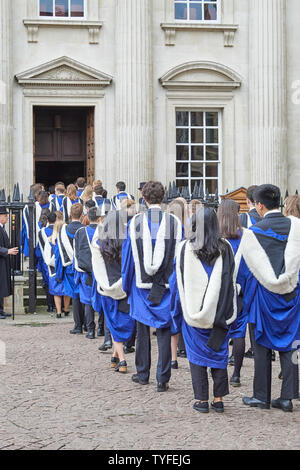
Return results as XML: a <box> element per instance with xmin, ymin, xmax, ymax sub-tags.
<box><xmin>38</xmin><ymin>0</ymin><xmax>86</xmax><ymax>20</ymax></box>
<box><xmin>174</xmin><ymin>0</ymin><xmax>221</xmax><ymax>24</ymax></box>
<box><xmin>175</xmin><ymin>109</ymin><xmax>222</xmax><ymax>196</ymax></box>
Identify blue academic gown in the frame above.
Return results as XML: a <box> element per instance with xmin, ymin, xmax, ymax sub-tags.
<box><xmin>49</xmin><ymin>241</ymin><xmax>65</xmax><ymax>297</ymax></box>
<box><xmin>36</xmin><ymin>225</ymin><xmax>54</xmax><ymax>287</ymax></box>
<box><xmin>74</xmin><ymin>225</ymin><xmax>97</xmax><ymax>307</ymax></box>
<box><xmin>121</xmin><ymin>213</ymin><xmax>182</xmax><ymax>329</ymax></box>
<box><xmin>237</xmin><ymin>219</ymin><xmax>300</xmax><ymax>352</ymax></box>
<box><xmin>169</xmin><ymin>261</ymin><xmax>229</xmax><ymax>370</ymax></box>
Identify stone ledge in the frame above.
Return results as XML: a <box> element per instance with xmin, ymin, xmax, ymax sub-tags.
<box><xmin>160</xmin><ymin>22</ymin><xmax>238</xmax><ymax>47</ymax></box>
<box><xmin>23</xmin><ymin>19</ymin><xmax>103</xmax><ymax>44</ymax></box>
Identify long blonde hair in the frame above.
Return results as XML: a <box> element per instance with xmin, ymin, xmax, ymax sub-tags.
<box><xmin>80</xmin><ymin>184</ymin><xmax>93</xmax><ymax>203</ymax></box>
<box><xmin>50</xmin><ymin>211</ymin><xmax>64</xmax><ymax>244</ymax></box>
<box><xmin>66</xmin><ymin>184</ymin><xmax>78</xmax><ymax>201</ymax></box>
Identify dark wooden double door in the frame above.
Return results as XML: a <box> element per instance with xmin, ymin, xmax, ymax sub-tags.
<box><xmin>34</xmin><ymin>106</ymin><xmax>94</xmax><ymax>188</ymax></box>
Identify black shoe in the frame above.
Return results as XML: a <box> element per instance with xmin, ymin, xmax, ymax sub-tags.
<box><xmin>97</xmin><ymin>327</ymin><xmax>104</xmax><ymax>337</ymax></box>
<box><xmin>228</xmin><ymin>355</ymin><xmax>235</xmax><ymax>366</ymax></box>
<box><xmin>230</xmin><ymin>376</ymin><xmax>241</xmax><ymax>387</ymax></box>
<box><xmin>211</xmin><ymin>401</ymin><xmax>224</xmax><ymax>413</ymax></box>
<box><xmin>56</xmin><ymin>314</ymin><xmax>62</xmax><ymax>319</ymax></box>
<box><xmin>271</xmin><ymin>398</ymin><xmax>293</xmax><ymax>412</ymax></box>
<box><xmin>110</xmin><ymin>356</ymin><xmax>120</xmax><ymax>369</ymax></box>
<box><xmin>86</xmin><ymin>330</ymin><xmax>95</xmax><ymax>339</ymax></box>
<box><xmin>244</xmin><ymin>348</ymin><xmax>254</xmax><ymax>359</ymax></box>
<box><xmin>157</xmin><ymin>382</ymin><xmax>169</xmax><ymax>392</ymax></box>
<box><xmin>193</xmin><ymin>401</ymin><xmax>209</xmax><ymax>414</ymax></box>
<box><xmin>177</xmin><ymin>349</ymin><xmax>187</xmax><ymax>358</ymax></box>
<box><xmin>47</xmin><ymin>306</ymin><xmax>54</xmax><ymax>313</ymax></box>
<box><xmin>115</xmin><ymin>360</ymin><xmax>128</xmax><ymax>373</ymax></box>
<box><xmin>63</xmin><ymin>311</ymin><xmax>70</xmax><ymax>317</ymax></box>
<box><xmin>123</xmin><ymin>345</ymin><xmax>135</xmax><ymax>354</ymax></box>
<box><xmin>131</xmin><ymin>374</ymin><xmax>149</xmax><ymax>385</ymax></box>
<box><xmin>242</xmin><ymin>396</ymin><xmax>270</xmax><ymax>409</ymax></box>
<box><xmin>98</xmin><ymin>341</ymin><xmax>112</xmax><ymax>351</ymax></box>
<box><xmin>171</xmin><ymin>360</ymin><xmax>178</xmax><ymax>369</ymax></box>
<box><xmin>271</xmin><ymin>350</ymin><xmax>276</xmax><ymax>361</ymax></box>
<box><xmin>83</xmin><ymin>325</ymin><xmax>88</xmax><ymax>332</ymax></box>
<box><xmin>69</xmin><ymin>328</ymin><xmax>82</xmax><ymax>334</ymax></box>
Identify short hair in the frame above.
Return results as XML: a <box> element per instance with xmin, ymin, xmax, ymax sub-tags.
<box><xmin>94</xmin><ymin>184</ymin><xmax>104</xmax><ymax>196</ymax></box>
<box><xmin>85</xmin><ymin>199</ymin><xmax>96</xmax><ymax>209</ymax></box>
<box><xmin>31</xmin><ymin>183</ymin><xmax>43</xmax><ymax>200</ymax></box>
<box><xmin>88</xmin><ymin>207</ymin><xmax>99</xmax><ymax>222</ymax></box>
<box><xmin>47</xmin><ymin>212</ymin><xmax>57</xmax><ymax>224</ymax></box>
<box><xmin>55</xmin><ymin>184</ymin><xmax>65</xmax><ymax>195</ymax></box>
<box><xmin>55</xmin><ymin>181</ymin><xmax>65</xmax><ymax>188</ymax></box>
<box><xmin>142</xmin><ymin>181</ymin><xmax>165</xmax><ymax>205</ymax></box>
<box><xmin>49</xmin><ymin>185</ymin><xmax>55</xmax><ymax>195</ymax></box>
<box><xmin>70</xmin><ymin>203</ymin><xmax>83</xmax><ymax>220</ymax></box>
<box><xmin>246</xmin><ymin>185</ymin><xmax>259</xmax><ymax>204</ymax></box>
<box><xmin>37</xmin><ymin>190</ymin><xmax>49</xmax><ymax>206</ymax></box>
<box><xmin>253</xmin><ymin>184</ymin><xmax>281</xmax><ymax>210</ymax></box>
<box><xmin>116</xmin><ymin>181</ymin><xmax>126</xmax><ymax>192</ymax></box>
<box><xmin>76</xmin><ymin>177</ymin><xmax>86</xmax><ymax>188</ymax></box>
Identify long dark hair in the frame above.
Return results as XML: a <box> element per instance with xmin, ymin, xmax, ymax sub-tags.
<box><xmin>98</xmin><ymin>211</ymin><xmax>127</xmax><ymax>264</ymax></box>
<box><xmin>190</xmin><ymin>207</ymin><xmax>227</xmax><ymax>265</ymax></box>
<box><xmin>217</xmin><ymin>199</ymin><xmax>241</xmax><ymax>239</ymax></box>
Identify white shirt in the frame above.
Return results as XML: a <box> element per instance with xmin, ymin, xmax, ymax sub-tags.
<box><xmin>264</xmin><ymin>209</ymin><xmax>281</xmax><ymax>218</ymax></box>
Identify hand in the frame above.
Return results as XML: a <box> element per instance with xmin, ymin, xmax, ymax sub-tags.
<box><xmin>8</xmin><ymin>247</ymin><xmax>19</xmax><ymax>256</ymax></box>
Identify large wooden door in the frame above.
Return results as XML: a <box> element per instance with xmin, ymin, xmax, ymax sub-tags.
<box><xmin>86</xmin><ymin>108</ymin><xmax>95</xmax><ymax>185</ymax></box>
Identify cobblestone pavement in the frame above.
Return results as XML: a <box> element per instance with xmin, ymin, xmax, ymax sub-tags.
<box><xmin>0</xmin><ymin>314</ymin><xmax>300</xmax><ymax>450</ymax></box>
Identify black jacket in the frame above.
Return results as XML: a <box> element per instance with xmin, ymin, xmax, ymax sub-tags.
<box><xmin>0</xmin><ymin>225</ymin><xmax>12</xmax><ymax>298</ymax></box>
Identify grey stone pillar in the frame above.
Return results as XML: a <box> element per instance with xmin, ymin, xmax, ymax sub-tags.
<box><xmin>115</xmin><ymin>0</ymin><xmax>153</xmax><ymax>196</ymax></box>
<box><xmin>0</xmin><ymin>0</ymin><xmax>13</xmax><ymax>193</ymax></box>
<box><xmin>249</xmin><ymin>0</ymin><xmax>287</xmax><ymax>190</ymax></box>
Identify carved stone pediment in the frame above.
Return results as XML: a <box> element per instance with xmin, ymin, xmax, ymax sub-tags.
<box><xmin>159</xmin><ymin>61</ymin><xmax>242</xmax><ymax>91</ymax></box>
<box><xmin>15</xmin><ymin>56</ymin><xmax>113</xmax><ymax>88</ymax></box>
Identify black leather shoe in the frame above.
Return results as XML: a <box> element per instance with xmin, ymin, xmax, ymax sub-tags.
<box><xmin>271</xmin><ymin>398</ymin><xmax>293</xmax><ymax>412</ymax></box>
<box><xmin>63</xmin><ymin>311</ymin><xmax>70</xmax><ymax>317</ymax></box>
<box><xmin>193</xmin><ymin>401</ymin><xmax>209</xmax><ymax>413</ymax></box>
<box><xmin>211</xmin><ymin>401</ymin><xmax>224</xmax><ymax>413</ymax></box>
<box><xmin>242</xmin><ymin>396</ymin><xmax>270</xmax><ymax>409</ymax></box>
<box><xmin>123</xmin><ymin>345</ymin><xmax>135</xmax><ymax>354</ymax></box>
<box><xmin>83</xmin><ymin>325</ymin><xmax>88</xmax><ymax>332</ymax></box>
<box><xmin>86</xmin><ymin>331</ymin><xmax>95</xmax><ymax>339</ymax></box>
<box><xmin>69</xmin><ymin>328</ymin><xmax>82</xmax><ymax>334</ymax></box>
<box><xmin>131</xmin><ymin>374</ymin><xmax>149</xmax><ymax>385</ymax></box>
<box><xmin>157</xmin><ymin>382</ymin><xmax>169</xmax><ymax>392</ymax></box>
<box><xmin>230</xmin><ymin>376</ymin><xmax>241</xmax><ymax>387</ymax></box>
<box><xmin>56</xmin><ymin>314</ymin><xmax>62</xmax><ymax>319</ymax></box>
<box><xmin>228</xmin><ymin>355</ymin><xmax>235</xmax><ymax>366</ymax></box>
<box><xmin>115</xmin><ymin>360</ymin><xmax>128</xmax><ymax>373</ymax></box>
<box><xmin>97</xmin><ymin>327</ymin><xmax>104</xmax><ymax>337</ymax></box>
<box><xmin>171</xmin><ymin>360</ymin><xmax>178</xmax><ymax>369</ymax></box>
<box><xmin>98</xmin><ymin>341</ymin><xmax>112</xmax><ymax>351</ymax></box>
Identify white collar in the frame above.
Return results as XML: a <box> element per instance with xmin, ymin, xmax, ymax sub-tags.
<box><xmin>264</xmin><ymin>209</ymin><xmax>281</xmax><ymax>218</ymax></box>
<box><xmin>148</xmin><ymin>204</ymin><xmax>161</xmax><ymax>209</ymax></box>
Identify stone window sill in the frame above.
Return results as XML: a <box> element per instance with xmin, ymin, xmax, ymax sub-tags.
<box><xmin>160</xmin><ymin>22</ymin><xmax>238</xmax><ymax>47</ymax></box>
<box><xmin>23</xmin><ymin>19</ymin><xmax>103</xmax><ymax>44</ymax></box>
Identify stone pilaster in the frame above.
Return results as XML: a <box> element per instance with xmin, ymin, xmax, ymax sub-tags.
<box><xmin>115</xmin><ymin>0</ymin><xmax>153</xmax><ymax>196</ymax></box>
<box><xmin>249</xmin><ymin>0</ymin><xmax>287</xmax><ymax>190</ymax></box>
<box><xmin>0</xmin><ymin>0</ymin><xmax>13</xmax><ymax>193</ymax></box>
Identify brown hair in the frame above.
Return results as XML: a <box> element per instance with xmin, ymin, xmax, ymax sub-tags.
<box><xmin>284</xmin><ymin>195</ymin><xmax>300</xmax><ymax>218</ymax></box>
<box><xmin>167</xmin><ymin>198</ymin><xmax>189</xmax><ymax>235</ymax></box>
<box><xmin>142</xmin><ymin>181</ymin><xmax>165</xmax><ymax>205</ymax></box>
<box><xmin>66</xmin><ymin>184</ymin><xmax>78</xmax><ymax>201</ymax></box>
<box><xmin>217</xmin><ymin>199</ymin><xmax>241</xmax><ymax>239</ymax></box>
<box><xmin>70</xmin><ymin>203</ymin><xmax>83</xmax><ymax>221</ymax></box>
<box><xmin>80</xmin><ymin>184</ymin><xmax>93</xmax><ymax>203</ymax></box>
<box><xmin>92</xmin><ymin>179</ymin><xmax>102</xmax><ymax>190</ymax></box>
<box><xmin>94</xmin><ymin>184</ymin><xmax>104</xmax><ymax>196</ymax></box>
<box><xmin>51</xmin><ymin>212</ymin><xmax>64</xmax><ymax>244</ymax></box>
<box><xmin>37</xmin><ymin>190</ymin><xmax>49</xmax><ymax>206</ymax></box>
<box><xmin>120</xmin><ymin>198</ymin><xmax>137</xmax><ymax>218</ymax></box>
<box><xmin>188</xmin><ymin>199</ymin><xmax>203</xmax><ymax>217</ymax></box>
<box><xmin>55</xmin><ymin>183</ymin><xmax>65</xmax><ymax>195</ymax></box>
<box><xmin>76</xmin><ymin>177</ymin><xmax>86</xmax><ymax>188</ymax></box>
<box><xmin>31</xmin><ymin>183</ymin><xmax>43</xmax><ymax>200</ymax></box>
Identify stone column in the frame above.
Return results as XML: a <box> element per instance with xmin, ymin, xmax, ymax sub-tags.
<box><xmin>115</xmin><ymin>0</ymin><xmax>153</xmax><ymax>196</ymax></box>
<box><xmin>249</xmin><ymin>0</ymin><xmax>287</xmax><ymax>190</ymax></box>
<box><xmin>0</xmin><ymin>0</ymin><xmax>13</xmax><ymax>193</ymax></box>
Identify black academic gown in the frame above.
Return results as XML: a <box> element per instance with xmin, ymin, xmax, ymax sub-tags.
<box><xmin>0</xmin><ymin>225</ymin><xmax>12</xmax><ymax>299</ymax></box>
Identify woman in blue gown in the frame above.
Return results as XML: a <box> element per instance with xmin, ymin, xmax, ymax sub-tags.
<box><xmin>170</xmin><ymin>207</ymin><xmax>237</xmax><ymax>414</ymax></box>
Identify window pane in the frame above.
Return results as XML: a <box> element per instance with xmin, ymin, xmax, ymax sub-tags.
<box><xmin>176</xmin><ymin>163</ymin><xmax>189</xmax><ymax>177</ymax></box>
<box><xmin>191</xmin><ymin>129</ymin><xmax>203</xmax><ymax>143</ymax></box>
<box><xmin>71</xmin><ymin>0</ymin><xmax>84</xmax><ymax>17</ymax></box>
<box><xmin>176</xmin><ymin>129</ymin><xmax>189</xmax><ymax>143</ymax></box>
<box><xmin>191</xmin><ymin>146</ymin><xmax>204</xmax><ymax>160</ymax></box>
<box><xmin>189</xmin><ymin>3</ymin><xmax>202</xmax><ymax>20</ymax></box>
<box><xmin>176</xmin><ymin>179</ymin><xmax>189</xmax><ymax>188</ymax></box>
<box><xmin>206</xmin><ymin>179</ymin><xmax>218</xmax><ymax>195</ymax></box>
<box><xmin>191</xmin><ymin>112</ymin><xmax>203</xmax><ymax>127</ymax></box>
<box><xmin>176</xmin><ymin>146</ymin><xmax>189</xmax><ymax>161</ymax></box>
<box><xmin>204</xmin><ymin>3</ymin><xmax>217</xmax><ymax>20</ymax></box>
<box><xmin>206</xmin><ymin>146</ymin><xmax>219</xmax><ymax>161</ymax></box>
<box><xmin>206</xmin><ymin>163</ymin><xmax>218</xmax><ymax>177</ymax></box>
<box><xmin>176</xmin><ymin>111</ymin><xmax>189</xmax><ymax>127</ymax></box>
<box><xmin>206</xmin><ymin>112</ymin><xmax>218</xmax><ymax>127</ymax></box>
<box><xmin>40</xmin><ymin>0</ymin><xmax>53</xmax><ymax>16</ymax></box>
<box><xmin>191</xmin><ymin>179</ymin><xmax>203</xmax><ymax>192</ymax></box>
<box><xmin>206</xmin><ymin>128</ymin><xmax>218</xmax><ymax>144</ymax></box>
<box><xmin>175</xmin><ymin>3</ymin><xmax>187</xmax><ymax>20</ymax></box>
<box><xmin>55</xmin><ymin>0</ymin><xmax>68</xmax><ymax>17</ymax></box>
<box><xmin>191</xmin><ymin>163</ymin><xmax>203</xmax><ymax>178</ymax></box>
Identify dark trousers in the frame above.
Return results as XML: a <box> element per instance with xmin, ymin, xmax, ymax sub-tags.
<box><xmin>104</xmin><ymin>316</ymin><xmax>112</xmax><ymax>344</ymax></box>
<box><xmin>0</xmin><ymin>297</ymin><xmax>4</xmax><ymax>313</ymax></box>
<box><xmin>125</xmin><ymin>321</ymin><xmax>136</xmax><ymax>349</ymax></box>
<box><xmin>189</xmin><ymin>362</ymin><xmax>229</xmax><ymax>401</ymax></box>
<box><xmin>73</xmin><ymin>298</ymin><xmax>85</xmax><ymax>331</ymax></box>
<box><xmin>178</xmin><ymin>332</ymin><xmax>186</xmax><ymax>352</ymax></box>
<box><xmin>135</xmin><ymin>321</ymin><xmax>171</xmax><ymax>384</ymax></box>
<box><xmin>252</xmin><ymin>333</ymin><xmax>299</xmax><ymax>403</ymax></box>
<box><xmin>84</xmin><ymin>305</ymin><xmax>95</xmax><ymax>332</ymax></box>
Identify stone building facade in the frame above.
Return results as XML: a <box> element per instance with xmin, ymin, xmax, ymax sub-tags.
<box><xmin>0</xmin><ymin>0</ymin><xmax>299</xmax><ymax>200</ymax></box>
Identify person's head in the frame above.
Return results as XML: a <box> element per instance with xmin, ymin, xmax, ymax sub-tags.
<box><xmin>76</xmin><ymin>177</ymin><xmax>86</xmax><ymax>189</ymax></box>
<box><xmin>94</xmin><ymin>184</ymin><xmax>104</xmax><ymax>196</ymax></box>
<box><xmin>253</xmin><ymin>184</ymin><xmax>281</xmax><ymax>217</ymax></box>
<box><xmin>66</xmin><ymin>184</ymin><xmax>78</xmax><ymax>201</ymax></box>
<box><xmin>120</xmin><ymin>198</ymin><xmax>137</xmax><ymax>218</ymax></box>
<box><xmin>217</xmin><ymin>199</ymin><xmax>241</xmax><ymax>239</ymax></box>
<box><xmin>92</xmin><ymin>179</ymin><xmax>103</xmax><ymax>191</ymax></box>
<box><xmin>47</xmin><ymin>212</ymin><xmax>57</xmax><ymax>225</ymax></box>
<box><xmin>31</xmin><ymin>183</ymin><xmax>43</xmax><ymax>201</ymax></box>
<box><xmin>88</xmin><ymin>207</ymin><xmax>101</xmax><ymax>224</ymax></box>
<box><xmin>37</xmin><ymin>190</ymin><xmax>49</xmax><ymax>206</ymax></box>
<box><xmin>85</xmin><ymin>199</ymin><xmax>96</xmax><ymax>212</ymax></box>
<box><xmin>188</xmin><ymin>199</ymin><xmax>203</xmax><ymax>217</ymax></box>
<box><xmin>80</xmin><ymin>184</ymin><xmax>93</xmax><ymax>203</ymax></box>
<box><xmin>0</xmin><ymin>207</ymin><xmax>9</xmax><ymax>226</ymax></box>
<box><xmin>246</xmin><ymin>185</ymin><xmax>258</xmax><ymax>209</ymax></box>
<box><xmin>167</xmin><ymin>198</ymin><xmax>188</xmax><ymax>234</ymax></box>
<box><xmin>142</xmin><ymin>181</ymin><xmax>165</xmax><ymax>206</ymax></box>
<box><xmin>55</xmin><ymin>183</ymin><xmax>65</xmax><ymax>196</ymax></box>
<box><xmin>70</xmin><ymin>203</ymin><xmax>83</xmax><ymax>221</ymax></box>
<box><xmin>116</xmin><ymin>181</ymin><xmax>126</xmax><ymax>193</ymax></box>
<box><xmin>138</xmin><ymin>182</ymin><xmax>146</xmax><ymax>193</ymax></box>
<box><xmin>283</xmin><ymin>195</ymin><xmax>300</xmax><ymax>218</ymax></box>
<box><xmin>55</xmin><ymin>210</ymin><xmax>63</xmax><ymax>222</ymax></box>
<box><xmin>39</xmin><ymin>208</ymin><xmax>51</xmax><ymax>227</ymax></box>
<box><xmin>190</xmin><ymin>207</ymin><xmax>226</xmax><ymax>266</ymax></box>
<box><xmin>98</xmin><ymin>211</ymin><xmax>126</xmax><ymax>264</ymax></box>
<box><xmin>49</xmin><ymin>185</ymin><xmax>55</xmax><ymax>195</ymax></box>
<box><xmin>51</xmin><ymin>212</ymin><xmax>64</xmax><ymax>244</ymax></box>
